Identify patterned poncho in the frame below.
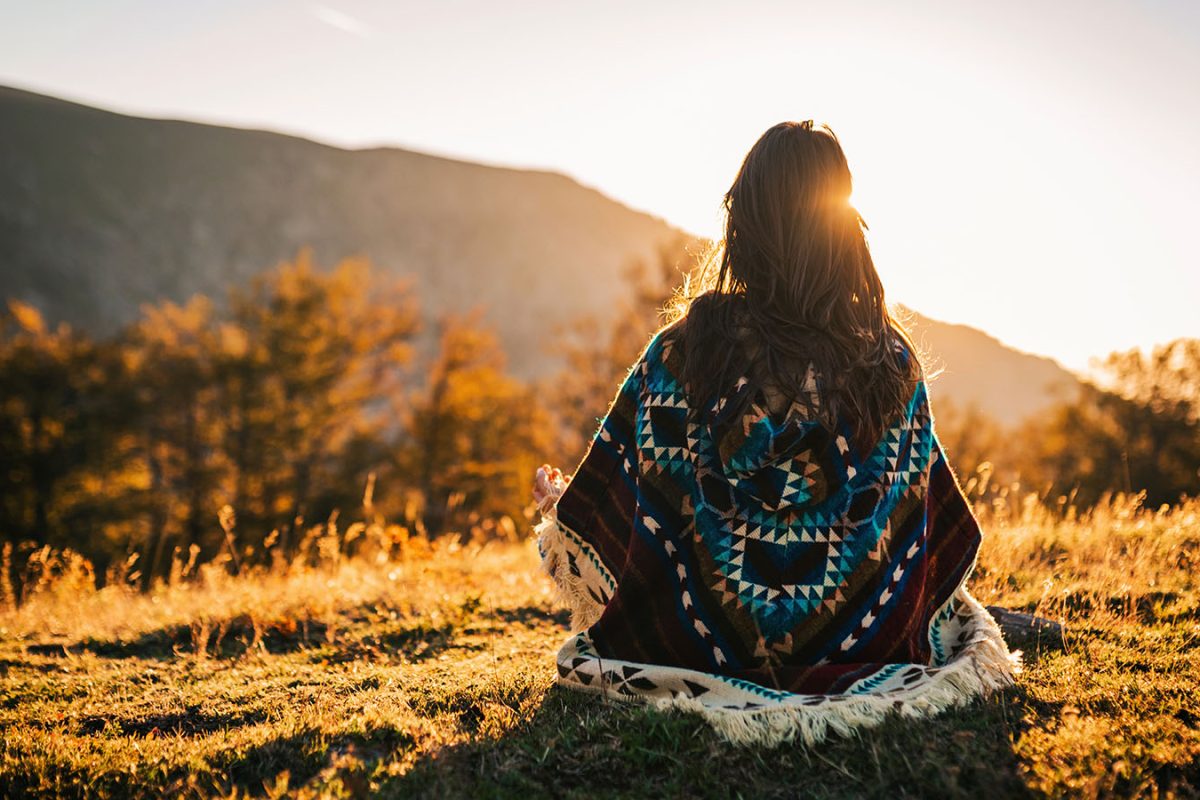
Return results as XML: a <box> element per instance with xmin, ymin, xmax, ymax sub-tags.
<box><xmin>535</xmin><ymin>323</ymin><xmax>1017</xmax><ymax>746</ymax></box>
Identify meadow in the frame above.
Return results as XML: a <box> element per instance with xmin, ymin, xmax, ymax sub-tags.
<box><xmin>1</xmin><ymin>489</ymin><xmax>1198</xmax><ymax>799</ymax></box>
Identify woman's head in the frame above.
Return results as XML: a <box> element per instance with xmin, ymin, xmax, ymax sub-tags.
<box><xmin>678</xmin><ymin>121</ymin><xmax>919</xmax><ymax>450</ymax></box>
<box><xmin>722</xmin><ymin>121</ymin><xmax>869</xmax><ymax>324</ymax></box>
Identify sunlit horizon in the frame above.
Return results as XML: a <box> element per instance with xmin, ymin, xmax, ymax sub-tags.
<box><xmin>2</xmin><ymin>0</ymin><xmax>1197</xmax><ymax>374</ymax></box>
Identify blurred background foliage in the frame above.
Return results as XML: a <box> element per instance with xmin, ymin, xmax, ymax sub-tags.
<box><xmin>0</xmin><ymin>245</ymin><xmax>1196</xmax><ymax>590</ymax></box>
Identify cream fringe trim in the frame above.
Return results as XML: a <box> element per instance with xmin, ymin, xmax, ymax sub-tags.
<box><xmin>581</xmin><ymin>590</ymin><xmax>1019</xmax><ymax>748</ymax></box>
<box><xmin>677</xmin><ymin>602</ymin><xmax>1017</xmax><ymax>747</ymax></box>
<box><xmin>534</xmin><ymin>507</ymin><xmax>605</xmax><ymax>631</ymax></box>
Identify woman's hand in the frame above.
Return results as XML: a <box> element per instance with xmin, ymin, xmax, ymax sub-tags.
<box><xmin>533</xmin><ymin>464</ymin><xmax>566</xmax><ymax>513</ymax></box>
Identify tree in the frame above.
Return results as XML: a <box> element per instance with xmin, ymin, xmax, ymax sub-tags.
<box><xmin>1025</xmin><ymin>339</ymin><xmax>1200</xmax><ymax>508</ymax></box>
<box><xmin>1095</xmin><ymin>338</ymin><xmax>1199</xmax><ymax>422</ymax></box>
<box><xmin>220</xmin><ymin>251</ymin><xmax>419</xmax><ymax>550</ymax></box>
<box><xmin>124</xmin><ymin>296</ymin><xmax>228</xmax><ymax>580</ymax></box>
<box><xmin>403</xmin><ymin>312</ymin><xmax>553</xmax><ymax>535</ymax></box>
<box><xmin>0</xmin><ymin>302</ymin><xmax>138</xmax><ymax>568</ymax></box>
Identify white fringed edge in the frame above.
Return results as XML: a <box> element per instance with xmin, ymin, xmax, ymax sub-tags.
<box><xmin>534</xmin><ymin>505</ymin><xmax>606</xmax><ymax>631</ymax></box>
<box><xmin>560</xmin><ymin>588</ymin><xmax>1021</xmax><ymax>749</ymax></box>
<box><xmin>687</xmin><ymin>594</ymin><xmax>1018</xmax><ymax>747</ymax></box>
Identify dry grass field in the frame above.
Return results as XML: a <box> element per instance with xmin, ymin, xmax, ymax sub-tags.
<box><xmin>1</xmin><ymin>491</ymin><xmax>1198</xmax><ymax>798</ymax></box>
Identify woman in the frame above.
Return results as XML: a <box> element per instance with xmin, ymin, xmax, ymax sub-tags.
<box><xmin>533</xmin><ymin>121</ymin><xmax>1017</xmax><ymax>747</ymax></box>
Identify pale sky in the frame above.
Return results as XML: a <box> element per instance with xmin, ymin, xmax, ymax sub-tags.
<box><xmin>2</xmin><ymin>0</ymin><xmax>1197</xmax><ymax>372</ymax></box>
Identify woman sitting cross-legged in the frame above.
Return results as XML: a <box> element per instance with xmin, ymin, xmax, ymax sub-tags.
<box><xmin>532</xmin><ymin>121</ymin><xmax>1019</xmax><ymax>747</ymax></box>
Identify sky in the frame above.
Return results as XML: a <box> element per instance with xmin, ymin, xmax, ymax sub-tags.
<box><xmin>1</xmin><ymin>0</ymin><xmax>1197</xmax><ymax>373</ymax></box>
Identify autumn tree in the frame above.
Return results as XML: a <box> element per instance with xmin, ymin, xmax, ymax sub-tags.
<box><xmin>403</xmin><ymin>312</ymin><xmax>553</xmax><ymax>535</ymax></box>
<box><xmin>124</xmin><ymin>296</ymin><xmax>228</xmax><ymax>580</ymax></box>
<box><xmin>0</xmin><ymin>302</ymin><xmax>137</xmax><ymax>566</ymax></box>
<box><xmin>1024</xmin><ymin>338</ymin><xmax>1200</xmax><ymax>508</ymax></box>
<box><xmin>218</xmin><ymin>252</ymin><xmax>419</xmax><ymax>549</ymax></box>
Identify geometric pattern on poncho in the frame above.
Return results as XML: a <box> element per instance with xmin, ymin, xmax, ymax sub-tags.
<box><xmin>536</xmin><ymin>321</ymin><xmax>1016</xmax><ymax>746</ymax></box>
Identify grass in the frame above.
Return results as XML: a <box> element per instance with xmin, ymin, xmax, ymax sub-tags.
<box><xmin>1</xmin><ymin>494</ymin><xmax>1198</xmax><ymax>799</ymax></box>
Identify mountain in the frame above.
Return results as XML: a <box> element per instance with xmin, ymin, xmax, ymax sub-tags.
<box><xmin>900</xmin><ymin>307</ymin><xmax>1081</xmax><ymax>426</ymax></box>
<box><xmin>0</xmin><ymin>86</ymin><xmax>1080</xmax><ymax>424</ymax></box>
<box><xmin>0</xmin><ymin>85</ymin><xmax>681</xmax><ymax>376</ymax></box>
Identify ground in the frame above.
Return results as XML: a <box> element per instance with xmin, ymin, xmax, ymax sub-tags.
<box><xmin>1</xmin><ymin>497</ymin><xmax>1198</xmax><ymax>798</ymax></box>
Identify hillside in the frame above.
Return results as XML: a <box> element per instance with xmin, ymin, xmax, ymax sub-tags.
<box><xmin>0</xmin><ymin>86</ymin><xmax>1080</xmax><ymax>421</ymax></box>
<box><xmin>1</xmin><ymin>496</ymin><xmax>1197</xmax><ymax>798</ymax></box>
<box><xmin>0</xmin><ymin>86</ymin><xmax>680</xmax><ymax>377</ymax></box>
<box><xmin>901</xmin><ymin>307</ymin><xmax>1082</xmax><ymax>426</ymax></box>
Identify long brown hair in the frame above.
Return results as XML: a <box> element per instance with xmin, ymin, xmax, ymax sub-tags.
<box><xmin>676</xmin><ymin>121</ymin><xmax>919</xmax><ymax>452</ymax></box>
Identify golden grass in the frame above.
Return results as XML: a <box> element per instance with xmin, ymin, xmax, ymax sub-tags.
<box><xmin>1</xmin><ymin>491</ymin><xmax>1197</xmax><ymax>798</ymax></box>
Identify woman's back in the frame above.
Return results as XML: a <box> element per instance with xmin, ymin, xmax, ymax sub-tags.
<box><xmin>533</xmin><ymin>121</ymin><xmax>1016</xmax><ymax>746</ymax></box>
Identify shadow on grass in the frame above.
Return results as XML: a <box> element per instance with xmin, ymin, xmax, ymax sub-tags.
<box><xmin>52</xmin><ymin>708</ymin><xmax>270</xmax><ymax>737</ymax></box>
<box><xmin>10</xmin><ymin>683</ymin><xmax>1043</xmax><ymax>799</ymax></box>
<box><xmin>216</xmin><ymin>725</ymin><xmax>418</xmax><ymax>793</ymax></box>
<box><xmin>315</xmin><ymin>619</ymin><xmax>472</xmax><ymax>665</ymax></box>
<box><xmin>25</xmin><ymin>616</ymin><xmax>335</xmax><ymax>661</ymax></box>
<box><xmin>0</xmin><ymin>724</ymin><xmax>419</xmax><ymax>800</ymax></box>
<box><xmin>0</xmin><ymin>657</ymin><xmax>62</xmax><ymax>673</ymax></box>
<box><xmin>385</xmin><ymin>682</ymin><xmax>1054</xmax><ymax>800</ymax></box>
<box><xmin>482</xmin><ymin>604</ymin><xmax>571</xmax><ymax>628</ymax></box>
<box><xmin>23</xmin><ymin>603</ymin><xmax>495</xmax><ymax>664</ymax></box>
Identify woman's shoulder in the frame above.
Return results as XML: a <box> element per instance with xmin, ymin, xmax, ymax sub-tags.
<box><xmin>886</xmin><ymin>324</ymin><xmax>925</xmax><ymax>378</ymax></box>
<box><xmin>637</xmin><ymin>315</ymin><xmax>688</xmax><ymax>361</ymax></box>
<box><xmin>610</xmin><ymin>319</ymin><xmax>685</xmax><ymax>398</ymax></box>
<box><xmin>656</xmin><ymin>315</ymin><xmax>689</xmax><ymax>346</ymax></box>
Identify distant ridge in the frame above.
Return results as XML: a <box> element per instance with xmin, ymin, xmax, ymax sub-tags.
<box><xmin>0</xmin><ymin>85</ymin><xmax>681</xmax><ymax>377</ymax></box>
<box><xmin>900</xmin><ymin>306</ymin><xmax>1081</xmax><ymax>426</ymax></box>
<box><xmin>0</xmin><ymin>86</ymin><xmax>1080</xmax><ymax>423</ymax></box>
